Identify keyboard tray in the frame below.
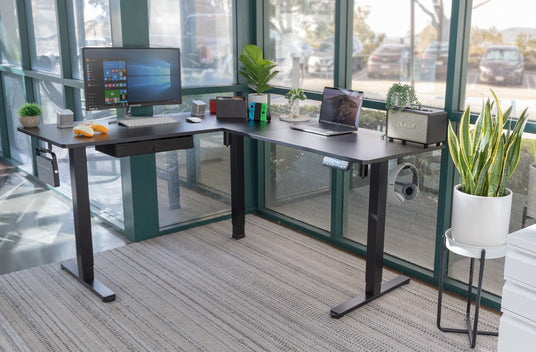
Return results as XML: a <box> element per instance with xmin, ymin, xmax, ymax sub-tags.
<box><xmin>96</xmin><ymin>136</ymin><xmax>194</xmax><ymax>157</ymax></box>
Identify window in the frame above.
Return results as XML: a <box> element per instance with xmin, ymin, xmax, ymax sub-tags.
<box><xmin>464</xmin><ymin>0</ymin><xmax>535</xmax><ymax>119</ymax></box>
<box><xmin>352</xmin><ymin>0</ymin><xmax>451</xmax><ymax>109</ymax></box>
<box><xmin>30</xmin><ymin>0</ymin><xmax>61</xmax><ymax>74</ymax></box>
<box><xmin>3</xmin><ymin>74</ymin><xmax>29</xmax><ymax>169</ymax></box>
<box><xmin>269</xmin><ymin>0</ymin><xmax>335</xmax><ymax>90</ymax></box>
<box><xmin>148</xmin><ymin>0</ymin><xmax>235</xmax><ymax>87</ymax></box>
<box><xmin>72</xmin><ymin>0</ymin><xmax>112</xmax><ymax>80</ymax></box>
<box><xmin>0</xmin><ymin>0</ymin><xmax>21</xmax><ymax>66</ymax></box>
<box><xmin>265</xmin><ymin>144</ymin><xmax>331</xmax><ymax>232</ymax></box>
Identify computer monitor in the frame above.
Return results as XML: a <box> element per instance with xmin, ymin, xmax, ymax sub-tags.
<box><xmin>82</xmin><ymin>47</ymin><xmax>182</xmax><ymax>112</ymax></box>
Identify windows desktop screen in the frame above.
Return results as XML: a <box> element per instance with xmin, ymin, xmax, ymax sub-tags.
<box><xmin>83</xmin><ymin>47</ymin><xmax>181</xmax><ymax>111</ymax></box>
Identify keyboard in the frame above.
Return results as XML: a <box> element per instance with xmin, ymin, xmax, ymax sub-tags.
<box><xmin>118</xmin><ymin>116</ymin><xmax>178</xmax><ymax>128</ymax></box>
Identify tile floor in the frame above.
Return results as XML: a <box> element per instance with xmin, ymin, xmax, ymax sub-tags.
<box><xmin>0</xmin><ymin>159</ymin><xmax>129</xmax><ymax>275</ymax></box>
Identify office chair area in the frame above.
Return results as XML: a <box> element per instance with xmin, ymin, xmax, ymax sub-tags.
<box><xmin>0</xmin><ymin>159</ymin><xmax>128</xmax><ymax>275</ymax></box>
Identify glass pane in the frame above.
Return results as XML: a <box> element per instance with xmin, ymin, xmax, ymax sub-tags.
<box><xmin>265</xmin><ymin>145</ymin><xmax>331</xmax><ymax>232</ymax></box>
<box><xmin>0</xmin><ymin>0</ymin><xmax>21</xmax><ymax>66</ymax></box>
<box><xmin>37</xmin><ymin>80</ymin><xmax>63</xmax><ymax>124</ymax></box>
<box><xmin>352</xmin><ymin>0</ymin><xmax>451</xmax><ymax>109</ymax></box>
<box><xmin>269</xmin><ymin>0</ymin><xmax>334</xmax><ymax>91</ymax></box>
<box><xmin>72</xmin><ymin>0</ymin><xmax>112</xmax><ymax>79</ymax></box>
<box><xmin>157</xmin><ymin>132</ymin><xmax>230</xmax><ymax>228</ymax></box>
<box><xmin>3</xmin><ymin>74</ymin><xmax>30</xmax><ymax>169</ymax></box>
<box><xmin>465</xmin><ymin>0</ymin><xmax>536</xmax><ymax>119</ymax></box>
<box><xmin>346</xmin><ymin>150</ymin><xmax>442</xmax><ymax>270</ymax></box>
<box><xmin>269</xmin><ymin>95</ymin><xmax>321</xmax><ymax>121</ymax></box>
<box><xmin>148</xmin><ymin>0</ymin><xmax>235</xmax><ymax>87</ymax></box>
<box><xmin>31</xmin><ymin>0</ymin><xmax>61</xmax><ymax>74</ymax></box>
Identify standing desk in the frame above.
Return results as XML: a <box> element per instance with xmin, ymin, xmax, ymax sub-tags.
<box><xmin>18</xmin><ymin>115</ymin><xmax>441</xmax><ymax>318</ymax></box>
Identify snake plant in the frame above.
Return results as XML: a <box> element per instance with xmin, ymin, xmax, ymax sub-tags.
<box><xmin>238</xmin><ymin>44</ymin><xmax>279</xmax><ymax>94</ymax></box>
<box><xmin>448</xmin><ymin>90</ymin><xmax>528</xmax><ymax>197</ymax></box>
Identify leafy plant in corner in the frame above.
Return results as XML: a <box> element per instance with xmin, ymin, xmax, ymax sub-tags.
<box><xmin>447</xmin><ymin>90</ymin><xmax>528</xmax><ymax>197</ymax></box>
<box><xmin>385</xmin><ymin>82</ymin><xmax>421</xmax><ymax>111</ymax></box>
<box><xmin>18</xmin><ymin>102</ymin><xmax>43</xmax><ymax>116</ymax></box>
<box><xmin>238</xmin><ymin>44</ymin><xmax>279</xmax><ymax>94</ymax></box>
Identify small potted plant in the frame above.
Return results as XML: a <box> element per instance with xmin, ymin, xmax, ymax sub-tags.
<box><xmin>448</xmin><ymin>90</ymin><xmax>528</xmax><ymax>246</ymax></box>
<box><xmin>238</xmin><ymin>44</ymin><xmax>279</xmax><ymax>105</ymax></box>
<box><xmin>385</xmin><ymin>82</ymin><xmax>446</xmax><ymax>146</ymax></box>
<box><xmin>284</xmin><ymin>88</ymin><xmax>306</xmax><ymax>119</ymax></box>
<box><xmin>18</xmin><ymin>102</ymin><xmax>43</xmax><ymax>128</ymax></box>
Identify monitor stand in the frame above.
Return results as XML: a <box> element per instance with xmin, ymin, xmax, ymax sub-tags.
<box><xmin>119</xmin><ymin>106</ymin><xmax>154</xmax><ymax>119</ymax></box>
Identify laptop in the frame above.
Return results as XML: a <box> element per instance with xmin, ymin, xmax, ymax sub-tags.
<box><xmin>290</xmin><ymin>87</ymin><xmax>364</xmax><ymax>136</ymax></box>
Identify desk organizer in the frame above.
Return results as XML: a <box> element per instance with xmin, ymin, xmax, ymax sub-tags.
<box><xmin>498</xmin><ymin>225</ymin><xmax>536</xmax><ymax>351</ymax></box>
<box><xmin>215</xmin><ymin>96</ymin><xmax>247</xmax><ymax>119</ymax></box>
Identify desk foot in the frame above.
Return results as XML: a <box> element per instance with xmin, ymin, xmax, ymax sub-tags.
<box><xmin>330</xmin><ymin>275</ymin><xmax>410</xmax><ymax>319</ymax></box>
<box><xmin>61</xmin><ymin>260</ymin><xmax>116</xmax><ymax>302</ymax></box>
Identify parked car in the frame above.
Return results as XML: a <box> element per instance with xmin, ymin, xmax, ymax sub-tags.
<box><xmin>367</xmin><ymin>44</ymin><xmax>410</xmax><ymax>79</ymax></box>
<box><xmin>478</xmin><ymin>45</ymin><xmax>524</xmax><ymax>85</ymax></box>
<box><xmin>307</xmin><ymin>36</ymin><xmax>364</xmax><ymax>74</ymax></box>
<box><xmin>420</xmin><ymin>41</ymin><xmax>449</xmax><ymax>80</ymax></box>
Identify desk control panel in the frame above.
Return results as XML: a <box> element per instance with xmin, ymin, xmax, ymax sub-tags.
<box><xmin>322</xmin><ymin>156</ymin><xmax>351</xmax><ymax>171</ymax></box>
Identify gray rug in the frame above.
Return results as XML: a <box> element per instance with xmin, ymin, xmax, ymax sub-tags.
<box><xmin>0</xmin><ymin>216</ymin><xmax>499</xmax><ymax>351</ymax></box>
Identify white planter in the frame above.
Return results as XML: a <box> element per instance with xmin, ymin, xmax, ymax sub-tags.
<box><xmin>527</xmin><ymin>164</ymin><xmax>536</xmax><ymax>218</ymax></box>
<box><xmin>248</xmin><ymin>93</ymin><xmax>268</xmax><ymax>105</ymax></box>
<box><xmin>451</xmin><ymin>184</ymin><xmax>513</xmax><ymax>247</ymax></box>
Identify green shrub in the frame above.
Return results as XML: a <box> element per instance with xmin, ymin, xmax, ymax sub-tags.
<box><xmin>18</xmin><ymin>103</ymin><xmax>43</xmax><ymax>116</ymax></box>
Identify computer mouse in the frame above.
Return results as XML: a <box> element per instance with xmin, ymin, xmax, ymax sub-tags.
<box><xmin>186</xmin><ymin>117</ymin><xmax>202</xmax><ymax>123</ymax></box>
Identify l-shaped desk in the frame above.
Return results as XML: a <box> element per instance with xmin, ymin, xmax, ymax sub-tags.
<box><xmin>19</xmin><ymin>114</ymin><xmax>442</xmax><ymax>318</ymax></box>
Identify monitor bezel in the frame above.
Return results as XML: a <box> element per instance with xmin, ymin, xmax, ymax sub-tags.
<box><xmin>82</xmin><ymin>47</ymin><xmax>182</xmax><ymax>112</ymax></box>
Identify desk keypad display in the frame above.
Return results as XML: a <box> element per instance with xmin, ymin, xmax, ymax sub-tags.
<box><xmin>322</xmin><ymin>156</ymin><xmax>350</xmax><ymax>171</ymax></box>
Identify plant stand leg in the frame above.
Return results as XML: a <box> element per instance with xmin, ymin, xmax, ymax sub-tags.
<box><xmin>437</xmin><ymin>235</ymin><xmax>498</xmax><ymax>348</ymax></box>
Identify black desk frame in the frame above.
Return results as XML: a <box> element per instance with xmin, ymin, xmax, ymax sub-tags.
<box><xmin>19</xmin><ymin>118</ymin><xmax>439</xmax><ymax>316</ymax></box>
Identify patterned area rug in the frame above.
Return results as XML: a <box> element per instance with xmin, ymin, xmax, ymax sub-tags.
<box><xmin>0</xmin><ymin>216</ymin><xmax>499</xmax><ymax>351</ymax></box>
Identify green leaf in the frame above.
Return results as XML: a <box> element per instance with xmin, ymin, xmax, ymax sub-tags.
<box><xmin>487</xmin><ymin>136</ymin><xmax>504</xmax><ymax>197</ymax></box>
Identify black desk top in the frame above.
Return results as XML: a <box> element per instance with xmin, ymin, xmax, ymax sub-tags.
<box><xmin>18</xmin><ymin>113</ymin><xmax>442</xmax><ymax>164</ymax></box>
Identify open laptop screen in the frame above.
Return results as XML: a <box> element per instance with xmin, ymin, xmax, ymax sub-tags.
<box><xmin>319</xmin><ymin>87</ymin><xmax>364</xmax><ymax>128</ymax></box>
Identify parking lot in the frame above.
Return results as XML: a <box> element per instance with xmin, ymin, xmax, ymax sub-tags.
<box><xmin>298</xmin><ymin>67</ymin><xmax>536</xmax><ymax>121</ymax></box>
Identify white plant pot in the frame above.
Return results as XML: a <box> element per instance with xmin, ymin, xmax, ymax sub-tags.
<box><xmin>527</xmin><ymin>164</ymin><xmax>536</xmax><ymax>218</ymax></box>
<box><xmin>248</xmin><ymin>93</ymin><xmax>268</xmax><ymax>105</ymax></box>
<box><xmin>451</xmin><ymin>184</ymin><xmax>512</xmax><ymax>247</ymax></box>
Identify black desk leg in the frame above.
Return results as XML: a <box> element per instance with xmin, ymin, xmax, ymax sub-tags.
<box><xmin>60</xmin><ymin>147</ymin><xmax>115</xmax><ymax>302</ymax></box>
<box><xmin>230</xmin><ymin>134</ymin><xmax>245</xmax><ymax>239</ymax></box>
<box><xmin>331</xmin><ymin>161</ymin><xmax>409</xmax><ymax>318</ymax></box>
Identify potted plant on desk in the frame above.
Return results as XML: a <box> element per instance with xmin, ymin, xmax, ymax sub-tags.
<box><xmin>385</xmin><ymin>82</ymin><xmax>447</xmax><ymax>146</ymax></box>
<box><xmin>448</xmin><ymin>90</ymin><xmax>528</xmax><ymax>247</ymax></box>
<box><xmin>238</xmin><ymin>44</ymin><xmax>279</xmax><ymax>105</ymax></box>
<box><xmin>280</xmin><ymin>88</ymin><xmax>309</xmax><ymax>122</ymax></box>
<box><xmin>18</xmin><ymin>102</ymin><xmax>43</xmax><ymax>128</ymax></box>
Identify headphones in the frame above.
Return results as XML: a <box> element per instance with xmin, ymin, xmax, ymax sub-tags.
<box><xmin>387</xmin><ymin>162</ymin><xmax>419</xmax><ymax>205</ymax></box>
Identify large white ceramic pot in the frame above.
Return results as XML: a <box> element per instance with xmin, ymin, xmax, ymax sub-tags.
<box><xmin>248</xmin><ymin>93</ymin><xmax>268</xmax><ymax>105</ymax></box>
<box><xmin>527</xmin><ymin>164</ymin><xmax>536</xmax><ymax>218</ymax></box>
<box><xmin>451</xmin><ymin>184</ymin><xmax>513</xmax><ymax>247</ymax></box>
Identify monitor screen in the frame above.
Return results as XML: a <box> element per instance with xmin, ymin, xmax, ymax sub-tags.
<box><xmin>82</xmin><ymin>47</ymin><xmax>182</xmax><ymax>111</ymax></box>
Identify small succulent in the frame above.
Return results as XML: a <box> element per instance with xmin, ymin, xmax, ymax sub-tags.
<box><xmin>285</xmin><ymin>88</ymin><xmax>307</xmax><ymax>102</ymax></box>
<box><xmin>385</xmin><ymin>83</ymin><xmax>421</xmax><ymax>111</ymax></box>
